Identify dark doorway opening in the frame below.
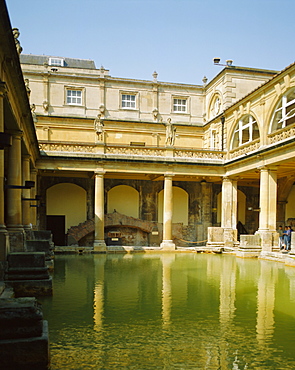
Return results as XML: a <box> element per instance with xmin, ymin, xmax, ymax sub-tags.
<box><xmin>47</xmin><ymin>215</ymin><xmax>66</xmax><ymax>246</ymax></box>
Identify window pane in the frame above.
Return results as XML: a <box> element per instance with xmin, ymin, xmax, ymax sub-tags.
<box><xmin>242</xmin><ymin>127</ymin><xmax>250</xmax><ymax>144</ymax></box>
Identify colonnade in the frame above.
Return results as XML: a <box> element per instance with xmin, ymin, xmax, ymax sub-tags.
<box><xmin>0</xmin><ymin>84</ymin><xmax>37</xmax><ymax>257</ymax></box>
<box><xmin>220</xmin><ymin>166</ymin><xmax>278</xmax><ymax>250</ymax></box>
<box><xmin>93</xmin><ymin>172</ymin><xmax>177</xmax><ymax>251</ymax></box>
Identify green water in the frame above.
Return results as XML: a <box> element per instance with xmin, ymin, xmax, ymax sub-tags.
<box><xmin>39</xmin><ymin>253</ymin><xmax>295</xmax><ymax>369</ymax></box>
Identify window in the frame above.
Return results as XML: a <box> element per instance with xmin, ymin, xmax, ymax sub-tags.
<box><xmin>270</xmin><ymin>89</ymin><xmax>295</xmax><ymax>132</ymax></box>
<box><xmin>49</xmin><ymin>57</ymin><xmax>64</xmax><ymax>67</ymax></box>
<box><xmin>231</xmin><ymin>115</ymin><xmax>259</xmax><ymax>149</ymax></box>
<box><xmin>173</xmin><ymin>98</ymin><xmax>187</xmax><ymax>112</ymax></box>
<box><xmin>66</xmin><ymin>89</ymin><xmax>82</xmax><ymax>105</ymax></box>
<box><xmin>122</xmin><ymin>94</ymin><xmax>136</xmax><ymax>109</ymax></box>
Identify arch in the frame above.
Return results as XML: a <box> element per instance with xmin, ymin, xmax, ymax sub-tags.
<box><xmin>208</xmin><ymin>93</ymin><xmax>222</xmax><ymax>120</ymax></box>
<box><xmin>107</xmin><ymin>185</ymin><xmax>139</xmax><ymax>218</ymax></box>
<box><xmin>286</xmin><ymin>185</ymin><xmax>295</xmax><ymax>220</ymax></box>
<box><xmin>269</xmin><ymin>88</ymin><xmax>295</xmax><ymax>133</ymax></box>
<box><xmin>230</xmin><ymin>114</ymin><xmax>260</xmax><ymax>149</ymax></box>
<box><xmin>46</xmin><ymin>183</ymin><xmax>87</xmax><ymax>232</ymax></box>
<box><xmin>158</xmin><ymin>186</ymin><xmax>188</xmax><ymax>225</ymax></box>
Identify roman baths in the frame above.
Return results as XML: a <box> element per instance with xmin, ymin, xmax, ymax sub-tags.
<box><xmin>1</xmin><ymin>0</ymin><xmax>295</xmax><ymax>368</ymax></box>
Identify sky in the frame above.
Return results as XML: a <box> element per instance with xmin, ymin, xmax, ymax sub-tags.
<box><xmin>5</xmin><ymin>0</ymin><xmax>295</xmax><ymax>85</ymax></box>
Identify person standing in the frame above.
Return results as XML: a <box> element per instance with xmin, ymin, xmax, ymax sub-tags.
<box><xmin>278</xmin><ymin>225</ymin><xmax>284</xmax><ymax>250</ymax></box>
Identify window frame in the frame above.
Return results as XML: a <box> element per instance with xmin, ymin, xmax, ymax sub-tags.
<box><xmin>65</xmin><ymin>87</ymin><xmax>84</xmax><ymax>106</ymax></box>
<box><xmin>172</xmin><ymin>96</ymin><xmax>188</xmax><ymax>113</ymax></box>
<box><xmin>120</xmin><ymin>92</ymin><xmax>138</xmax><ymax>110</ymax></box>
<box><xmin>49</xmin><ymin>57</ymin><xmax>64</xmax><ymax>67</ymax></box>
<box><xmin>269</xmin><ymin>89</ymin><xmax>295</xmax><ymax>133</ymax></box>
<box><xmin>231</xmin><ymin>114</ymin><xmax>259</xmax><ymax>149</ymax></box>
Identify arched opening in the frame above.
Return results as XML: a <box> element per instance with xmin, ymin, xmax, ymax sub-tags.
<box><xmin>269</xmin><ymin>88</ymin><xmax>295</xmax><ymax>132</ymax></box>
<box><xmin>208</xmin><ymin>94</ymin><xmax>222</xmax><ymax>120</ymax></box>
<box><xmin>107</xmin><ymin>185</ymin><xmax>139</xmax><ymax>218</ymax></box>
<box><xmin>46</xmin><ymin>183</ymin><xmax>87</xmax><ymax>245</ymax></box>
<box><xmin>231</xmin><ymin>114</ymin><xmax>259</xmax><ymax>149</ymax></box>
<box><xmin>158</xmin><ymin>186</ymin><xmax>188</xmax><ymax>225</ymax></box>
<box><xmin>286</xmin><ymin>185</ymin><xmax>295</xmax><ymax>221</ymax></box>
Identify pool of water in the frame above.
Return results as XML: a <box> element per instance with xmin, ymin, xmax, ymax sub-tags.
<box><xmin>39</xmin><ymin>253</ymin><xmax>295</xmax><ymax>369</ymax></box>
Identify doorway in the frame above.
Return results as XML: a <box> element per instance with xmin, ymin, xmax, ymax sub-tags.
<box><xmin>47</xmin><ymin>215</ymin><xmax>65</xmax><ymax>246</ymax></box>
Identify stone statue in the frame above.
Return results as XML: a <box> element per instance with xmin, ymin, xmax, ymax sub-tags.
<box><xmin>164</xmin><ymin>118</ymin><xmax>176</xmax><ymax>146</ymax></box>
<box><xmin>12</xmin><ymin>28</ymin><xmax>22</xmax><ymax>55</ymax></box>
<box><xmin>43</xmin><ymin>100</ymin><xmax>49</xmax><ymax>112</ymax></box>
<box><xmin>30</xmin><ymin>104</ymin><xmax>38</xmax><ymax>123</ymax></box>
<box><xmin>24</xmin><ymin>79</ymin><xmax>31</xmax><ymax>98</ymax></box>
<box><xmin>94</xmin><ymin>114</ymin><xmax>104</xmax><ymax>141</ymax></box>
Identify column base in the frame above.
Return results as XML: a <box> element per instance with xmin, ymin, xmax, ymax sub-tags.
<box><xmin>7</xmin><ymin>229</ymin><xmax>25</xmax><ymax>253</ymax></box>
<box><xmin>160</xmin><ymin>240</ymin><xmax>176</xmax><ymax>250</ymax></box>
<box><xmin>255</xmin><ymin>230</ymin><xmax>274</xmax><ymax>252</ymax></box>
<box><xmin>93</xmin><ymin>240</ymin><xmax>107</xmax><ymax>253</ymax></box>
<box><xmin>0</xmin><ymin>230</ymin><xmax>10</xmax><ymax>261</ymax></box>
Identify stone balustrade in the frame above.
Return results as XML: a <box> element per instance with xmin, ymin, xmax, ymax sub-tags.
<box><xmin>39</xmin><ymin>141</ymin><xmax>225</xmax><ymax>163</ymax></box>
<box><xmin>228</xmin><ymin>139</ymin><xmax>260</xmax><ymax>160</ymax></box>
<box><xmin>268</xmin><ymin>124</ymin><xmax>295</xmax><ymax>145</ymax></box>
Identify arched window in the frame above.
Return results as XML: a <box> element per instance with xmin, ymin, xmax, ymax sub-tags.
<box><xmin>270</xmin><ymin>89</ymin><xmax>295</xmax><ymax>132</ymax></box>
<box><xmin>231</xmin><ymin>115</ymin><xmax>259</xmax><ymax>149</ymax></box>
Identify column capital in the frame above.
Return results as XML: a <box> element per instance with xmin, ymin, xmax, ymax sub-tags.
<box><xmin>222</xmin><ymin>176</ymin><xmax>234</xmax><ymax>182</ymax></box>
<box><xmin>257</xmin><ymin>165</ymin><xmax>278</xmax><ymax>173</ymax></box>
<box><xmin>94</xmin><ymin>170</ymin><xmax>105</xmax><ymax>177</ymax></box>
<box><xmin>7</xmin><ymin>130</ymin><xmax>23</xmax><ymax>139</ymax></box>
<box><xmin>164</xmin><ymin>172</ymin><xmax>174</xmax><ymax>179</ymax></box>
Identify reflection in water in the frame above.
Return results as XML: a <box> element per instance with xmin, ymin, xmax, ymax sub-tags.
<box><xmin>39</xmin><ymin>253</ymin><xmax>295</xmax><ymax>369</ymax></box>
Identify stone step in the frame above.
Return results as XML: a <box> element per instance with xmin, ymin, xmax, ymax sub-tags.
<box><xmin>7</xmin><ymin>252</ymin><xmax>46</xmax><ymax>268</ymax></box>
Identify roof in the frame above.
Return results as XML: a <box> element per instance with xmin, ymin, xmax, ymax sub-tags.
<box><xmin>20</xmin><ymin>54</ymin><xmax>96</xmax><ymax>69</ymax></box>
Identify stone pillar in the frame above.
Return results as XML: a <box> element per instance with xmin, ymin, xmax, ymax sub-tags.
<box><xmin>0</xmin><ymin>82</ymin><xmax>9</xmax><ymax>262</ymax></box>
<box><xmin>201</xmin><ymin>181</ymin><xmax>212</xmax><ymax>241</ymax></box>
<box><xmin>221</xmin><ymin>177</ymin><xmax>237</xmax><ymax>247</ymax></box>
<box><xmin>268</xmin><ymin>168</ymin><xmax>277</xmax><ymax>232</ymax></box>
<box><xmin>160</xmin><ymin>174</ymin><xmax>175</xmax><ymax>250</ymax></box>
<box><xmin>257</xmin><ymin>166</ymin><xmax>278</xmax><ymax>251</ymax></box>
<box><xmin>93</xmin><ymin>171</ymin><xmax>106</xmax><ymax>252</ymax></box>
<box><xmin>22</xmin><ymin>155</ymin><xmax>31</xmax><ymax>230</ymax></box>
<box><xmin>6</xmin><ymin>131</ymin><xmax>25</xmax><ymax>251</ymax></box>
<box><xmin>259</xmin><ymin>167</ymin><xmax>269</xmax><ymax>231</ymax></box>
<box><xmin>30</xmin><ymin>169</ymin><xmax>38</xmax><ymax>229</ymax></box>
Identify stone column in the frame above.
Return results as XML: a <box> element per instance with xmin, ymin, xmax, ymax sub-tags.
<box><xmin>30</xmin><ymin>169</ymin><xmax>38</xmax><ymax>229</ymax></box>
<box><xmin>201</xmin><ymin>181</ymin><xmax>212</xmax><ymax>241</ymax></box>
<box><xmin>221</xmin><ymin>177</ymin><xmax>237</xmax><ymax>247</ymax></box>
<box><xmin>160</xmin><ymin>174</ymin><xmax>175</xmax><ymax>250</ymax></box>
<box><xmin>258</xmin><ymin>166</ymin><xmax>277</xmax><ymax>251</ymax></box>
<box><xmin>22</xmin><ymin>155</ymin><xmax>31</xmax><ymax>230</ymax></box>
<box><xmin>6</xmin><ymin>131</ymin><xmax>25</xmax><ymax>251</ymax></box>
<box><xmin>93</xmin><ymin>171</ymin><xmax>106</xmax><ymax>252</ymax></box>
<box><xmin>259</xmin><ymin>167</ymin><xmax>269</xmax><ymax>231</ymax></box>
<box><xmin>0</xmin><ymin>82</ymin><xmax>9</xmax><ymax>261</ymax></box>
<box><xmin>268</xmin><ymin>167</ymin><xmax>277</xmax><ymax>232</ymax></box>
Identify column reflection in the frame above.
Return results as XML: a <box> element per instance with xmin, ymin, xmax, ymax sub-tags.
<box><xmin>93</xmin><ymin>255</ymin><xmax>106</xmax><ymax>333</ymax></box>
<box><xmin>161</xmin><ymin>254</ymin><xmax>175</xmax><ymax>328</ymax></box>
<box><xmin>256</xmin><ymin>260</ymin><xmax>277</xmax><ymax>346</ymax></box>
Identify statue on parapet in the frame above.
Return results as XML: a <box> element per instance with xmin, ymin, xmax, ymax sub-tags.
<box><xmin>12</xmin><ymin>28</ymin><xmax>22</xmax><ymax>55</ymax></box>
<box><xmin>94</xmin><ymin>114</ymin><xmax>104</xmax><ymax>142</ymax></box>
<box><xmin>164</xmin><ymin>118</ymin><xmax>176</xmax><ymax>146</ymax></box>
<box><xmin>30</xmin><ymin>104</ymin><xmax>38</xmax><ymax>123</ymax></box>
